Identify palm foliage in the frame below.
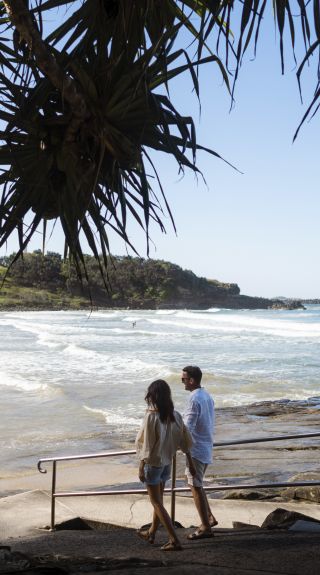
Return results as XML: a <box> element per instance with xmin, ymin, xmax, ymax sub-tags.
<box><xmin>0</xmin><ymin>1</ymin><xmax>319</xmax><ymax>275</ymax></box>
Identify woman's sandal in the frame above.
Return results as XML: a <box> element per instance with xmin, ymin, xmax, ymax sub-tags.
<box><xmin>136</xmin><ymin>529</ymin><xmax>155</xmax><ymax>544</ymax></box>
<box><xmin>161</xmin><ymin>540</ymin><xmax>183</xmax><ymax>551</ymax></box>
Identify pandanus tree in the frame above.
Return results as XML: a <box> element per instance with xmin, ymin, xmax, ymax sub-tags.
<box><xmin>0</xmin><ymin>1</ymin><xmax>319</xmax><ymax>278</ymax></box>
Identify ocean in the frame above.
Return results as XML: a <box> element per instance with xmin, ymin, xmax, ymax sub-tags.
<box><xmin>1</xmin><ymin>305</ymin><xmax>320</xmax><ymax>478</ymax></box>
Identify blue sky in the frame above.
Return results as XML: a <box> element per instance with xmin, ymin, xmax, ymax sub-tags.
<box><xmin>1</xmin><ymin>7</ymin><xmax>319</xmax><ymax>299</ymax></box>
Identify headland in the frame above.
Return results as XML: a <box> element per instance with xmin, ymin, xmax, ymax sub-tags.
<box><xmin>0</xmin><ymin>254</ymin><xmax>305</xmax><ymax>310</ymax></box>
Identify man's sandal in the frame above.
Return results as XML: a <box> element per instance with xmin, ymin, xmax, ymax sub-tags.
<box><xmin>136</xmin><ymin>529</ymin><xmax>155</xmax><ymax>544</ymax></box>
<box><xmin>160</xmin><ymin>540</ymin><xmax>183</xmax><ymax>551</ymax></box>
<box><xmin>187</xmin><ymin>530</ymin><xmax>214</xmax><ymax>540</ymax></box>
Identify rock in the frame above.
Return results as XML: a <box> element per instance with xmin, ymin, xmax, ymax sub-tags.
<box><xmin>232</xmin><ymin>522</ymin><xmax>260</xmax><ymax>530</ymax></box>
<box><xmin>51</xmin><ymin>517</ymin><xmax>92</xmax><ymax>530</ymax></box>
<box><xmin>223</xmin><ymin>489</ymin><xmax>280</xmax><ymax>501</ymax></box>
<box><xmin>209</xmin><ymin>294</ymin><xmax>304</xmax><ymax>311</ymax></box>
<box><xmin>261</xmin><ymin>508</ymin><xmax>320</xmax><ymax>530</ymax></box>
<box><xmin>283</xmin><ymin>472</ymin><xmax>320</xmax><ymax>503</ymax></box>
<box><xmin>47</xmin><ymin>517</ymin><xmax>131</xmax><ymax>532</ymax></box>
<box><xmin>284</xmin><ymin>486</ymin><xmax>320</xmax><ymax>503</ymax></box>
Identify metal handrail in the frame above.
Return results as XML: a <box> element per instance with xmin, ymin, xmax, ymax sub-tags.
<box><xmin>37</xmin><ymin>449</ymin><xmax>136</xmax><ymax>473</ymax></box>
<box><xmin>37</xmin><ymin>431</ymin><xmax>320</xmax><ymax>530</ymax></box>
<box><xmin>37</xmin><ymin>431</ymin><xmax>320</xmax><ymax>473</ymax></box>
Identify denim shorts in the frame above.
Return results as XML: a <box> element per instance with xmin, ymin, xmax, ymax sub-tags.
<box><xmin>144</xmin><ymin>463</ymin><xmax>171</xmax><ymax>485</ymax></box>
<box><xmin>185</xmin><ymin>458</ymin><xmax>208</xmax><ymax>487</ymax></box>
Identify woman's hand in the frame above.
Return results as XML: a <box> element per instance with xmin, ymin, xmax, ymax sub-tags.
<box><xmin>188</xmin><ymin>461</ymin><xmax>197</xmax><ymax>477</ymax></box>
<box><xmin>139</xmin><ymin>461</ymin><xmax>145</xmax><ymax>483</ymax></box>
<box><xmin>186</xmin><ymin>453</ymin><xmax>196</xmax><ymax>477</ymax></box>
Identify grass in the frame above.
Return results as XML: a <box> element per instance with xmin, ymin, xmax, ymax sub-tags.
<box><xmin>0</xmin><ymin>267</ymin><xmax>90</xmax><ymax>310</ymax></box>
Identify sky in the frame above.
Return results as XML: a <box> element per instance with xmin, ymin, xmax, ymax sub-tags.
<box><xmin>1</xmin><ymin>6</ymin><xmax>319</xmax><ymax>299</ymax></box>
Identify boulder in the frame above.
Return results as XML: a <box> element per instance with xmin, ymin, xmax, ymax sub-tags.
<box><xmin>223</xmin><ymin>489</ymin><xmax>280</xmax><ymax>501</ymax></box>
<box><xmin>283</xmin><ymin>472</ymin><xmax>320</xmax><ymax>503</ymax></box>
<box><xmin>261</xmin><ymin>507</ymin><xmax>320</xmax><ymax>530</ymax></box>
<box><xmin>232</xmin><ymin>522</ymin><xmax>260</xmax><ymax>530</ymax></box>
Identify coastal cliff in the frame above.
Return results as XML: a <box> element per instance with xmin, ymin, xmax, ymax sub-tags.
<box><xmin>0</xmin><ymin>252</ymin><xmax>304</xmax><ymax>311</ymax></box>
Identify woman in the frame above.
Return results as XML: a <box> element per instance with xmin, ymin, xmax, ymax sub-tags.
<box><xmin>135</xmin><ymin>379</ymin><xmax>195</xmax><ymax>551</ymax></box>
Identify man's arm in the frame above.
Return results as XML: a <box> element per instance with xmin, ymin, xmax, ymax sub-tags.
<box><xmin>184</xmin><ymin>398</ymin><xmax>199</xmax><ymax>434</ymax></box>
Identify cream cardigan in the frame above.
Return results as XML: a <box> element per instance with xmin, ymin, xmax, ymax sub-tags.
<box><xmin>135</xmin><ymin>409</ymin><xmax>192</xmax><ymax>467</ymax></box>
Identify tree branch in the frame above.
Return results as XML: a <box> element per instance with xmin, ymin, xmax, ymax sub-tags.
<box><xmin>3</xmin><ymin>0</ymin><xmax>90</xmax><ymax>142</ymax></box>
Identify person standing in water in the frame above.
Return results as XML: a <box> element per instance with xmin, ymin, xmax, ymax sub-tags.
<box><xmin>135</xmin><ymin>379</ymin><xmax>195</xmax><ymax>550</ymax></box>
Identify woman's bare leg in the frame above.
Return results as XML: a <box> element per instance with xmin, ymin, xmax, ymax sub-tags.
<box><xmin>148</xmin><ymin>481</ymin><xmax>164</xmax><ymax>537</ymax></box>
<box><xmin>147</xmin><ymin>483</ymin><xmax>181</xmax><ymax>545</ymax></box>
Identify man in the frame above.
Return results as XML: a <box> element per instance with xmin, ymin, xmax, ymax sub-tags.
<box><xmin>182</xmin><ymin>365</ymin><xmax>217</xmax><ymax>539</ymax></box>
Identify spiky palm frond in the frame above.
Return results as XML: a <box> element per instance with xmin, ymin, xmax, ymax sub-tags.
<box><xmin>0</xmin><ymin>1</ymin><xmax>319</xmax><ymax>272</ymax></box>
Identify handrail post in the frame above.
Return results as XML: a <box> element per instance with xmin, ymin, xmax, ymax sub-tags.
<box><xmin>171</xmin><ymin>454</ymin><xmax>176</xmax><ymax>524</ymax></box>
<box><xmin>50</xmin><ymin>460</ymin><xmax>57</xmax><ymax>531</ymax></box>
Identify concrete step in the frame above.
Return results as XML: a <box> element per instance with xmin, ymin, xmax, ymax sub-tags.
<box><xmin>2</xmin><ymin>489</ymin><xmax>320</xmax><ymax>539</ymax></box>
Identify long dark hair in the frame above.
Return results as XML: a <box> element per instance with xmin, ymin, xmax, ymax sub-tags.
<box><xmin>145</xmin><ymin>379</ymin><xmax>175</xmax><ymax>423</ymax></box>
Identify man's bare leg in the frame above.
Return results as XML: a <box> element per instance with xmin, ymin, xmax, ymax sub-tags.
<box><xmin>190</xmin><ymin>485</ymin><xmax>211</xmax><ymax>533</ymax></box>
<box><xmin>206</xmin><ymin>496</ymin><xmax>218</xmax><ymax>526</ymax></box>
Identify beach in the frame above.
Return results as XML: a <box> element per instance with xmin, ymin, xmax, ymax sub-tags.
<box><xmin>1</xmin><ymin>306</ymin><xmax>320</xmax><ymax>483</ymax></box>
<box><xmin>1</xmin><ymin>307</ymin><xmax>320</xmax><ymax>573</ymax></box>
<box><xmin>2</xmin><ymin>409</ymin><xmax>320</xmax><ymax>575</ymax></box>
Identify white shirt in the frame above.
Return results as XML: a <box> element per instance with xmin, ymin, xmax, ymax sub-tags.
<box><xmin>183</xmin><ymin>387</ymin><xmax>214</xmax><ymax>464</ymax></box>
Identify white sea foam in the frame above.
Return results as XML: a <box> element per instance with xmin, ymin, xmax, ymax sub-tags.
<box><xmin>0</xmin><ymin>370</ymin><xmax>49</xmax><ymax>392</ymax></box>
<box><xmin>102</xmin><ymin>355</ymin><xmax>167</xmax><ymax>376</ymax></box>
<box><xmin>147</xmin><ymin>312</ymin><xmax>320</xmax><ymax>339</ymax></box>
<box><xmin>86</xmin><ymin>311</ymin><xmax>119</xmax><ymax>319</ymax></box>
<box><xmin>122</xmin><ymin>315</ymin><xmax>141</xmax><ymax>323</ymax></box>
<box><xmin>83</xmin><ymin>405</ymin><xmax>141</xmax><ymax>427</ymax></box>
<box><xmin>155</xmin><ymin>310</ymin><xmax>177</xmax><ymax>315</ymax></box>
<box><xmin>63</xmin><ymin>344</ymin><xmax>101</xmax><ymax>359</ymax></box>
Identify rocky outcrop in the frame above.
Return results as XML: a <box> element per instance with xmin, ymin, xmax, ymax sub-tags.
<box><xmin>156</xmin><ymin>286</ymin><xmax>305</xmax><ymax>310</ymax></box>
<box><xmin>204</xmin><ymin>294</ymin><xmax>305</xmax><ymax>310</ymax></box>
<box><xmin>283</xmin><ymin>473</ymin><xmax>320</xmax><ymax>503</ymax></box>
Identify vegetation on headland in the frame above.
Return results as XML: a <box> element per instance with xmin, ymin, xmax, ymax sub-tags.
<box><xmin>0</xmin><ymin>251</ymin><xmax>304</xmax><ymax>311</ymax></box>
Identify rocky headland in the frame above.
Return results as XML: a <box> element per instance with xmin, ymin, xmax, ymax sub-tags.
<box><xmin>0</xmin><ymin>253</ymin><xmax>305</xmax><ymax>310</ymax></box>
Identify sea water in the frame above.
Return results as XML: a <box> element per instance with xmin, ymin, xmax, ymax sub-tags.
<box><xmin>1</xmin><ymin>305</ymin><xmax>319</xmax><ymax>476</ymax></box>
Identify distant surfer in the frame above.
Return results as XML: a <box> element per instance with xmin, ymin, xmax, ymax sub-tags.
<box><xmin>132</xmin><ymin>321</ymin><xmax>136</xmax><ymax>328</ymax></box>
